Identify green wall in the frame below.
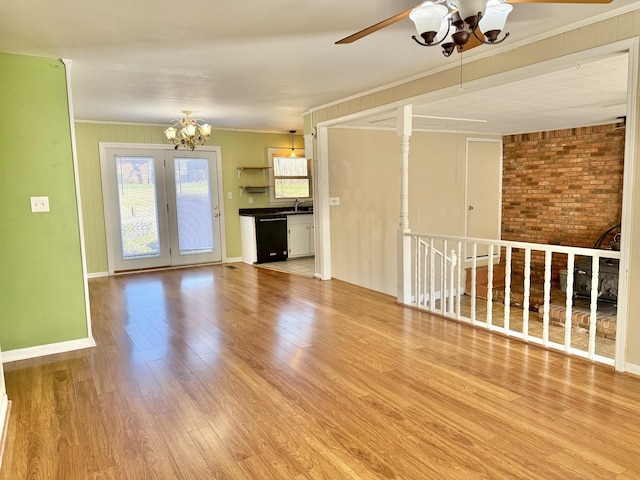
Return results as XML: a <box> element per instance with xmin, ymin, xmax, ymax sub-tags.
<box><xmin>0</xmin><ymin>53</ymin><xmax>88</xmax><ymax>351</ymax></box>
<box><xmin>74</xmin><ymin>123</ymin><xmax>303</xmax><ymax>273</ymax></box>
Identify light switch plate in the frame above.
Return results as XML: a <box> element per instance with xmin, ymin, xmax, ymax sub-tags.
<box><xmin>30</xmin><ymin>196</ymin><xmax>50</xmax><ymax>213</ymax></box>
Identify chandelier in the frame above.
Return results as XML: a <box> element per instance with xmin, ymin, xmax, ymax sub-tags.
<box><xmin>164</xmin><ymin>111</ymin><xmax>212</xmax><ymax>151</ymax></box>
<box><xmin>409</xmin><ymin>0</ymin><xmax>513</xmax><ymax>57</ymax></box>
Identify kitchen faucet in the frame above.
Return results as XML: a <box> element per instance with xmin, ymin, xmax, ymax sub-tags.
<box><xmin>294</xmin><ymin>198</ymin><xmax>302</xmax><ymax>212</ymax></box>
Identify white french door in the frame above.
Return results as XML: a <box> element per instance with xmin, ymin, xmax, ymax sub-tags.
<box><xmin>101</xmin><ymin>145</ymin><xmax>223</xmax><ymax>273</ymax></box>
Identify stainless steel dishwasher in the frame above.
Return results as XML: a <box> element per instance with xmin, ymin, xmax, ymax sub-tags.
<box><xmin>255</xmin><ymin>215</ymin><xmax>288</xmax><ymax>263</ymax></box>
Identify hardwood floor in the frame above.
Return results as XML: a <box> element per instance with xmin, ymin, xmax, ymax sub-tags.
<box><xmin>2</xmin><ymin>263</ymin><xmax>640</xmax><ymax>479</ymax></box>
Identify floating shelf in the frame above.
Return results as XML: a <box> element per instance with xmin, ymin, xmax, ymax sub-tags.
<box><xmin>239</xmin><ymin>185</ymin><xmax>270</xmax><ymax>195</ymax></box>
<box><xmin>237</xmin><ymin>166</ymin><xmax>271</xmax><ymax>178</ymax></box>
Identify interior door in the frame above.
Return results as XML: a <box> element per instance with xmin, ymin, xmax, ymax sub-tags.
<box><xmin>165</xmin><ymin>150</ymin><xmax>222</xmax><ymax>265</ymax></box>
<box><xmin>466</xmin><ymin>139</ymin><xmax>502</xmax><ymax>259</ymax></box>
<box><xmin>101</xmin><ymin>145</ymin><xmax>223</xmax><ymax>273</ymax></box>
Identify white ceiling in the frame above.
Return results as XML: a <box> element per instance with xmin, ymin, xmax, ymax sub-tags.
<box><xmin>0</xmin><ymin>0</ymin><xmax>637</xmax><ymax>133</ymax></box>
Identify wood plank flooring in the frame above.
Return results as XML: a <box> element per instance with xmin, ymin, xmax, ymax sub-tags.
<box><xmin>2</xmin><ymin>263</ymin><xmax>640</xmax><ymax>479</ymax></box>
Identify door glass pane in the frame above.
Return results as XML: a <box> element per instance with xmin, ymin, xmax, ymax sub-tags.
<box><xmin>174</xmin><ymin>158</ymin><xmax>214</xmax><ymax>254</ymax></box>
<box><xmin>115</xmin><ymin>156</ymin><xmax>161</xmax><ymax>259</ymax></box>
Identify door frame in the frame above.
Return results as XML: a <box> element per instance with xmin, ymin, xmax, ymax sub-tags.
<box><xmin>99</xmin><ymin>142</ymin><xmax>227</xmax><ymax>275</ymax></box>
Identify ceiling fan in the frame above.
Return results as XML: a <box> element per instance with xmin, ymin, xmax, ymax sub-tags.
<box><xmin>336</xmin><ymin>0</ymin><xmax>613</xmax><ymax>57</ymax></box>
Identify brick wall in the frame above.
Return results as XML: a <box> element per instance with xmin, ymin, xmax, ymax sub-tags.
<box><xmin>501</xmin><ymin>123</ymin><xmax>625</xmax><ymax>287</ymax></box>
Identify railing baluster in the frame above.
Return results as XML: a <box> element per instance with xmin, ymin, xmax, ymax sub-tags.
<box><xmin>429</xmin><ymin>238</ymin><xmax>435</xmax><ymax>312</ymax></box>
<box><xmin>523</xmin><ymin>248</ymin><xmax>531</xmax><ymax>340</ymax></box>
<box><xmin>504</xmin><ymin>246</ymin><xmax>512</xmax><ymax>334</ymax></box>
<box><xmin>487</xmin><ymin>244</ymin><xmax>494</xmax><ymax>328</ymax></box>
<box><xmin>442</xmin><ymin>240</ymin><xmax>448</xmax><ymax>314</ymax></box>
<box><xmin>588</xmin><ymin>255</ymin><xmax>600</xmax><ymax>359</ymax></box>
<box><xmin>415</xmin><ymin>238</ymin><xmax>420</xmax><ymax>306</ymax></box>
<box><xmin>564</xmin><ymin>254</ymin><xmax>575</xmax><ymax>352</ymax></box>
<box><xmin>449</xmin><ymin>249</ymin><xmax>456</xmax><ymax>315</ymax></box>
<box><xmin>471</xmin><ymin>243</ymin><xmax>478</xmax><ymax>324</ymax></box>
<box><xmin>542</xmin><ymin>250</ymin><xmax>552</xmax><ymax>346</ymax></box>
<box><xmin>456</xmin><ymin>241</ymin><xmax>462</xmax><ymax>319</ymax></box>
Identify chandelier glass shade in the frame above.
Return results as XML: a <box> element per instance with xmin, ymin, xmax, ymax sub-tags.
<box><xmin>164</xmin><ymin>111</ymin><xmax>212</xmax><ymax>151</ymax></box>
<box><xmin>409</xmin><ymin>0</ymin><xmax>512</xmax><ymax>56</ymax></box>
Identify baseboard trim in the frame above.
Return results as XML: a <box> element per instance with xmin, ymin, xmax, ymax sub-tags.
<box><xmin>87</xmin><ymin>271</ymin><xmax>109</xmax><ymax>278</ymax></box>
<box><xmin>0</xmin><ymin>395</ymin><xmax>10</xmax><ymax>472</ymax></box>
<box><xmin>225</xmin><ymin>257</ymin><xmax>242</xmax><ymax>263</ymax></box>
<box><xmin>2</xmin><ymin>337</ymin><xmax>96</xmax><ymax>363</ymax></box>
<box><xmin>624</xmin><ymin>362</ymin><xmax>640</xmax><ymax>376</ymax></box>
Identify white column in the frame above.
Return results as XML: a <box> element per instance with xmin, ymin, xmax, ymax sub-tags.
<box><xmin>397</xmin><ymin>105</ymin><xmax>413</xmax><ymax>303</ymax></box>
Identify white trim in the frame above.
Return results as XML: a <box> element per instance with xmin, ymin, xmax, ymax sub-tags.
<box><xmin>76</xmin><ymin>119</ymin><xmax>298</xmax><ymax>135</ymax></box>
<box><xmin>0</xmin><ymin>394</ymin><xmax>9</xmax><ymax>471</ymax></box>
<box><xmin>2</xmin><ymin>338</ymin><xmax>96</xmax><ymax>363</ymax></box>
<box><xmin>62</xmin><ymin>58</ymin><xmax>94</xmax><ymax>345</ymax></box>
<box><xmin>87</xmin><ymin>271</ymin><xmax>110</xmax><ymax>278</ymax></box>
<box><xmin>624</xmin><ymin>362</ymin><xmax>640</xmax><ymax>376</ymax></box>
<box><xmin>615</xmin><ymin>38</ymin><xmax>639</xmax><ymax>371</ymax></box>
<box><xmin>225</xmin><ymin>257</ymin><xmax>242</xmax><ymax>263</ymax></box>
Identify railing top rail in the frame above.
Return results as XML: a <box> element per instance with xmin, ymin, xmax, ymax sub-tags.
<box><xmin>406</xmin><ymin>232</ymin><xmax>622</xmax><ymax>259</ymax></box>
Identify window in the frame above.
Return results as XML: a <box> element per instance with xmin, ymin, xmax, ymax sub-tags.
<box><xmin>268</xmin><ymin>148</ymin><xmax>312</xmax><ymax>202</ymax></box>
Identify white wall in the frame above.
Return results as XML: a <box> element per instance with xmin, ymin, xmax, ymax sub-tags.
<box><xmin>327</xmin><ymin>128</ymin><xmax>500</xmax><ymax>296</ymax></box>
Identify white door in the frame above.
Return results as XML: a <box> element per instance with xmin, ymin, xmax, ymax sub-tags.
<box><xmin>466</xmin><ymin>139</ymin><xmax>502</xmax><ymax>259</ymax></box>
<box><xmin>165</xmin><ymin>150</ymin><xmax>222</xmax><ymax>266</ymax></box>
<box><xmin>101</xmin><ymin>145</ymin><xmax>223</xmax><ymax>273</ymax></box>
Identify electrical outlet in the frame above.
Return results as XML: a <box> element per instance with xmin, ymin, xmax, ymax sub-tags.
<box><xmin>30</xmin><ymin>196</ymin><xmax>50</xmax><ymax>213</ymax></box>
<box><xmin>329</xmin><ymin>197</ymin><xmax>340</xmax><ymax>206</ymax></box>
<box><xmin>248</xmin><ymin>196</ymin><xmax>254</xmax><ymax>204</ymax></box>
<box><xmin>227</xmin><ymin>191</ymin><xmax>233</xmax><ymax>200</ymax></box>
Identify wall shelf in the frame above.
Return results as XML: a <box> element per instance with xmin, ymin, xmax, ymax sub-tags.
<box><xmin>237</xmin><ymin>166</ymin><xmax>271</xmax><ymax>178</ymax></box>
<box><xmin>239</xmin><ymin>185</ymin><xmax>270</xmax><ymax>195</ymax></box>
<box><xmin>238</xmin><ymin>166</ymin><xmax>272</xmax><ymax>195</ymax></box>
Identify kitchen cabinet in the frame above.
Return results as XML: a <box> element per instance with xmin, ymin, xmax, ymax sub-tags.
<box><xmin>288</xmin><ymin>214</ymin><xmax>314</xmax><ymax>258</ymax></box>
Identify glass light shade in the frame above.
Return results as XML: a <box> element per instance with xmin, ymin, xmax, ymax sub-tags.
<box><xmin>453</xmin><ymin>0</ymin><xmax>487</xmax><ymax>23</ymax></box>
<box><xmin>200</xmin><ymin>124</ymin><xmax>212</xmax><ymax>137</ymax></box>
<box><xmin>185</xmin><ymin>124</ymin><xmax>197</xmax><ymax>137</ymax></box>
<box><xmin>479</xmin><ymin>0</ymin><xmax>512</xmax><ymax>34</ymax></box>
<box><xmin>164</xmin><ymin>127</ymin><xmax>176</xmax><ymax>140</ymax></box>
<box><xmin>409</xmin><ymin>3</ymin><xmax>448</xmax><ymax>38</ymax></box>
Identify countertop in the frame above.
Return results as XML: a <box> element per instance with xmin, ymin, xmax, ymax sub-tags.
<box><xmin>239</xmin><ymin>206</ymin><xmax>313</xmax><ymax>218</ymax></box>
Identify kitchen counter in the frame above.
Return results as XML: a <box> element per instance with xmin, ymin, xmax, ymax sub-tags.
<box><xmin>239</xmin><ymin>207</ymin><xmax>314</xmax><ymax>264</ymax></box>
<box><xmin>239</xmin><ymin>206</ymin><xmax>313</xmax><ymax>217</ymax></box>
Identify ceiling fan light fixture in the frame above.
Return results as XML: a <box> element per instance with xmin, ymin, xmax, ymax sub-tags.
<box><xmin>479</xmin><ymin>0</ymin><xmax>513</xmax><ymax>42</ymax></box>
<box><xmin>409</xmin><ymin>3</ymin><xmax>449</xmax><ymax>44</ymax></box>
<box><xmin>451</xmin><ymin>0</ymin><xmax>487</xmax><ymax>28</ymax></box>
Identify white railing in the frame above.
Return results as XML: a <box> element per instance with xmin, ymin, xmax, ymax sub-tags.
<box><xmin>405</xmin><ymin>233</ymin><xmax>622</xmax><ymax>365</ymax></box>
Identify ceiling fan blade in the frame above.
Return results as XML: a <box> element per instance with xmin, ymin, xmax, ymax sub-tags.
<box><xmin>336</xmin><ymin>6</ymin><xmax>418</xmax><ymax>44</ymax></box>
<box><xmin>509</xmin><ymin>0</ymin><xmax>612</xmax><ymax>3</ymax></box>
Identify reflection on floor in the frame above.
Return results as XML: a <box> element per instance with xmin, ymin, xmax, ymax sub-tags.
<box><xmin>254</xmin><ymin>257</ymin><xmax>315</xmax><ymax>277</ymax></box>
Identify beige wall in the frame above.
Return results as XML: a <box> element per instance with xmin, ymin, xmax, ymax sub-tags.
<box><xmin>328</xmin><ymin>128</ymin><xmax>500</xmax><ymax>296</ymax></box>
<box><xmin>74</xmin><ymin>123</ymin><xmax>302</xmax><ymax>273</ymax></box>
